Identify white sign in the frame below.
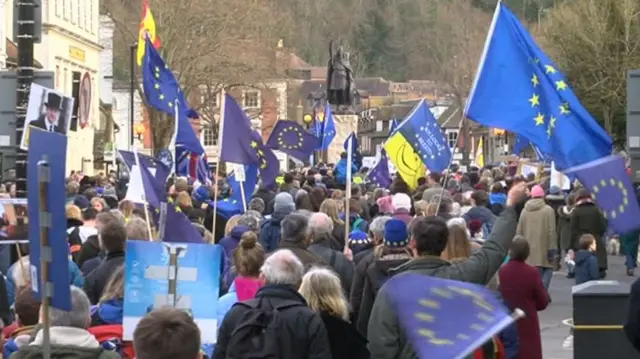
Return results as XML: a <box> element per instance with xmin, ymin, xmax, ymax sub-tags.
<box><xmin>78</xmin><ymin>72</ymin><xmax>92</xmax><ymax>129</ymax></box>
<box><xmin>550</xmin><ymin>161</ymin><xmax>571</xmax><ymax>190</ymax></box>
<box><xmin>231</xmin><ymin>163</ymin><xmax>245</xmax><ymax>182</ymax></box>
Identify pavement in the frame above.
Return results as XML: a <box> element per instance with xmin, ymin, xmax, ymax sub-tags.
<box><xmin>541</xmin><ymin>254</ymin><xmax>637</xmax><ymax>359</ymax></box>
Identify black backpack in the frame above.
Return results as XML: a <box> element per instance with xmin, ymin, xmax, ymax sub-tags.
<box><xmin>225</xmin><ymin>298</ymin><xmax>303</xmax><ymax>359</ymax></box>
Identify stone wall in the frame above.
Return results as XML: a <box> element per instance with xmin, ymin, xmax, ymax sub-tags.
<box><xmin>326</xmin><ymin>114</ymin><xmax>358</xmax><ymax>164</ymax></box>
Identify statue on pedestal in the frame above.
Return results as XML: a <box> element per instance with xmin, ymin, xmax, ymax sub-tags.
<box><xmin>326</xmin><ymin>41</ymin><xmax>356</xmax><ymax>112</ymax></box>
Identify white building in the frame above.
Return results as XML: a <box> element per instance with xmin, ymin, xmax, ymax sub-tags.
<box><xmin>5</xmin><ymin>0</ymin><xmax>101</xmax><ymax>174</ymax></box>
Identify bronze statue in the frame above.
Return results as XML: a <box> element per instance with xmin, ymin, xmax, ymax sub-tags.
<box><xmin>326</xmin><ymin>41</ymin><xmax>356</xmax><ymax>110</ymax></box>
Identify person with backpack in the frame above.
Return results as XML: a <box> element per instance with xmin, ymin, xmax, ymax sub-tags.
<box><xmin>213</xmin><ymin>249</ymin><xmax>331</xmax><ymax>359</ymax></box>
<box><xmin>463</xmin><ymin>190</ymin><xmax>496</xmax><ymax>236</ymax></box>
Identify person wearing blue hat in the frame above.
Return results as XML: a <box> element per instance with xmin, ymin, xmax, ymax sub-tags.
<box><xmin>355</xmin><ymin>219</ymin><xmax>412</xmax><ymax>337</ymax></box>
<box><xmin>348</xmin><ymin>230</ymin><xmax>372</xmax><ymax>257</ymax></box>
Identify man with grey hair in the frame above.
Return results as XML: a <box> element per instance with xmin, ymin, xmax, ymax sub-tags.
<box><xmin>278</xmin><ymin>213</ymin><xmax>324</xmax><ymax>268</ymax></box>
<box><xmin>247</xmin><ymin>197</ymin><xmax>265</xmax><ymax>214</ymax></box>
<box><xmin>214</xmin><ymin>250</ymin><xmax>331</xmax><ymax>359</ymax></box>
<box><xmin>307</xmin><ymin>212</ymin><xmax>354</xmax><ymax>294</ymax></box>
<box><xmin>126</xmin><ymin>217</ymin><xmax>151</xmax><ymax>241</ymax></box>
<box><xmin>12</xmin><ymin>286</ymin><xmax>119</xmax><ymax>358</ymax></box>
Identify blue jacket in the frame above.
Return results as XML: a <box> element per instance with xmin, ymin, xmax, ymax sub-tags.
<box><xmin>259</xmin><ymin>210</ymin><xmax>289</xmax><ymax>252</ymax></box>
<box><xmin>335</xmin><ymin>159</ymin><xmax>357</xmax><ymax>185</ymax></box>
<box><xmin>218</xmin><ymin>226</ymin><xmax>250</xmax><ymax>260</ymax></box>
<box><xmin>575</xmin><ymin>250</ymin><xmax>599</xmax><ymax>285</ymax></box>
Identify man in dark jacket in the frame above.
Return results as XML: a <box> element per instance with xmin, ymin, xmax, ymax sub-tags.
<box><xmin>259</xmin><ymin>192</ymin><xmax>295</xmax><ymax>252</ymax></box>
<box><xmin>278</xmin><ymin>213</ymin><xmax>324</xmax><ymax>270</ymax></box>
<box><xmin>213</xmin><ymin>249</ymin><xmax>332</xmax><ymax>359</ymax></box>
<box><xmin>83</xmin><ymin>219</ymin><xmax>127</xmax><ymax>304</ymax></box>
<box><xmin>307</xmin><ymin>212</ymin><xmax>353</xmax><ymax>293</ymax></box>
<box><xmin>367</xmin><ymin>182</ymin><xmax>527</xmax><ymax>358</ymax></box>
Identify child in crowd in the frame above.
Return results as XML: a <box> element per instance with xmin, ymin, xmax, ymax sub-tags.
<box><xmin>574</xmin><ymin>234</ymin><xmax>599</xmax><ymax>285</ymax></box>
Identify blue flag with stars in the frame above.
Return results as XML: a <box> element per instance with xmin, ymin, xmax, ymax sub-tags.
<box><xmin>566</xmin><ymin>155</ymin><xmax>640</xmax><ymax>233</ymax></box>
<box><xmin>320</xmin><ymin>103</ymin><xmax>336</xmax><ymax>150</ymax></box>
<box><xmin>266</xmin><ymin>120</ymin><xmax>320</xmax><ymax>161</ymax></box>
<box><xmin>395</xmin><ymin>99</ymin><xmax>451</xmax><ymax>173</ymax></box>
<box><xmin>216</xmin><ymin>164</ymin><xmax>259</xmax><ymax>220</ymax></box>
<box><xmin>141</xmin><ymin>37</ymin><xmax>190</xmax><ymax>117</ymax></box>
<box><xmin>367</xmin><ymin>148</ymin><xmax>392</xmax><ymax>188</ymax></box>
<box><xmin>220</xmin><ymin>94</ymin><xmax>262</xmax><ymax>165</ymax></box>
<box><xmin>465</xmin><ymin>3</ymin><xmax>611</xmax><ymax>170</ymax></box>
<box><xmin>385</xmin><ymin>273</ymin><xmax>515</xmax><ymax>359</ymax></box>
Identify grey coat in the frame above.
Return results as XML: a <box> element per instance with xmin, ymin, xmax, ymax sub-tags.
<box><xmin>366</xmin><ymin>207</ymin><xmax>519</xmax><ymax>359</ymax></box>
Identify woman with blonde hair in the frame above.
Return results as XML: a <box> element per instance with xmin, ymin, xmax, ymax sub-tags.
<box><xmin>443</xmin><ymin>218</ymin><xmax>476</xmax><ymax>262</ymax></box>
<box><xmin>299</xmin><ymin>267</ymin><xmax>369</xmax><ymax>359</ymax></box>
<box><xmin>65</xmin><ymin>204</ymin><xmax>83</xmax><ymax>229</ymax></box>
<box><xmin>90</xmin><ymin>264</ymin><xmax>124</xmax><ymax>326</ymax></box>
<box><xmin>320</xmin><ymin>199</ymin><xmax>348</xmax><ymax>247</ymax></box>
<box><xmin>118</xmin><ymin>200</ymin><xmax>135</xmax><ymax>221</ymax></box>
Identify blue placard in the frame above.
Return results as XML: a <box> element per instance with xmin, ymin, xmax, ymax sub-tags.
<box><xmin>123</xmin><ymin>240</ymin><xmax>221</xmax><ymax>343</ymax></box>
<box><xmin>27</xmin><ymin>128</ymin><xmax>71</xmax><ymax>311</ymax></box>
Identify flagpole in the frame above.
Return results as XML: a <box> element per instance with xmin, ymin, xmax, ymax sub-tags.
<box><xmin>144</xmin><ymin>205</ymin><xmax>154</xmax><ymax>239</ymax></box>
<box><xmin>211</xmin><ymin>88</ymin><xmax>226</xmax><ymax>238</ymax></box>
<box><xmin>344</xmin><ymin>135</ymin><xmax>353</xmax><ymax>252</ymax></box>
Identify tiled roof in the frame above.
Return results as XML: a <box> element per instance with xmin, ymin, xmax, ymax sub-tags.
<box><xmin>5</xmin><ymin>38</ymin><xmax>43</xmax><ymax>68</ymax></box>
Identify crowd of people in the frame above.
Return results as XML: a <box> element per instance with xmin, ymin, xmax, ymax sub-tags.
<box><xmin>0</xmin><ymin>160</ymin><xmax>636</xmax><ymax>359</ymax></box>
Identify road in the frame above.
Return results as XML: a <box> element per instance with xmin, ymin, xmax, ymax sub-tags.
<box><xmin>541</xmin><ymin>254</ymin><xmax>637</xmax><ymax>359</ymax></box>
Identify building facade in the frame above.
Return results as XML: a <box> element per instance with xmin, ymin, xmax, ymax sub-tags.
<box><xmin>6</xmin><ymin>0</ymin><xmax>101</xmax><ymax>174</ymax></box>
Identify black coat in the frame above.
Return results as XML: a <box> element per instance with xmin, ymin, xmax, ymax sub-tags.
<box><xmin>320</xmin><ymin>312</ymin><xmax>370</xmax><ymax>359</ymax></box>
<box><xmin>76</xmin><ymin>235</ymin><xmax>100</xmax><ymax>269</ymax></box>
<box><xmin>625</xmin><ymin>278</ymin><xmax>640</xmax><ymax>353</ymax></box>
<box><xmin>213</xmin><ymin>284</ymin><xmax>332</xmax><ymax>359</ymax></box>
<box><xmin>29</xmin><ymin>114</ymin><xmax>65</xmax><ymax>134</ymax></box>
<box><xmin>83</xmin><ymin>251</ymin><xmax>125</xmax><ymax>304</ymax></box>
<box><xmin>308</xmin><ymin>239</ymin><xmax>354</xmax><ymax>294</ymax></box>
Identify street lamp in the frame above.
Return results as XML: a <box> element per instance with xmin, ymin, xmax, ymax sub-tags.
<box><xmin>134</xmin><ymin>123</ymin><xmax>145</xmax><ymax>141</ymax></box>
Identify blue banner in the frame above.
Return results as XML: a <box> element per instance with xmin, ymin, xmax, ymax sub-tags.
<box><xmin>123</xmin><ymin>241</ymin><xmax>221</xmax><ymax>344</ymax></box>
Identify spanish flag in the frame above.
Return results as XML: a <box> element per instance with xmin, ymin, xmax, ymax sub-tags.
<box><xmin>136</xmin><ymin>0</ymin><xmax>161</xmax><ymax>66</ymax></box>
<box><xmin>383</xmin><ymin>132</ymin><xmax>425</xmax><ymax>189</ymax></box>
<box><xmin>475</xmin><ymin>138</ymin><xmax>484</xmax><ymax>168</ymax></box>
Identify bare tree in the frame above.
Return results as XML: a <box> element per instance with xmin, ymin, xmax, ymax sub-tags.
<box><xmin>541</xmin><ymin>0</ymin><xmax>640</xmax><ymax>136</ymax></box>
<box><xmin>103</xmin><ymin>0</ymin><xmax>283</xmax><ymax>150</ymax></box>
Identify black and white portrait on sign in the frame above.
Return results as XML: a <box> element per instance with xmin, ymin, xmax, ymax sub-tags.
<box><xmin>20</xmin><ymin>84</ymin><xmax>74</xmax><ymax>150</ymax></box>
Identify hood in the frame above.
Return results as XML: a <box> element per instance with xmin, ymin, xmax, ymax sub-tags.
<box><xmin>230</xmin><ymin>225</ymin><xmax>250</xmax><ymax>240</ymax></box>
<box><xmin>32</xmin><ymin>326</ymin><xmax>100</xmax><ymax>348</ymax></box>
<box><xmin>524</xmin><ymin>198</ymin><xmax>547</xmax><ymax>211</ymax></box>
<box><xmin>372</xmin><ymin>254</ymin><xmax>412</xmax><ymax>276</ymax></box>
<box><xmin>465</xmin><ymin>206</ymin><xmax>495</xmax><ymax>223</ymax></box>
<box><xmin>97</xmin><ymin>299</ymin><xmax>123</xmax><ymax>325</ymax></box>
<box><xmin>270</xmin><ymin>209</ymin><xmax>290</xmax><ymax>224</ymax></box>
<box><xmin>489</xmin><ymin>193</ymin><xmax>507</xmax><ymax>206</ymax></box>
<box><xmin>558</xmin><ymin>205</ymin><xmax>573</xmax><ymax>218</ymax></box>
<box><xmin>77</xmin><ymin>226</ymin><xmax>98</xmax><ymax>243</ymax></box>
<box><xmin>233</xmin><ymin>276</ymin><xmax>263</xmax><ymax>301</ymax></box>
<box><xmin>575</xmin><ymin>250</ymin><xmax>594</xmax><ymax>265</ymax></box>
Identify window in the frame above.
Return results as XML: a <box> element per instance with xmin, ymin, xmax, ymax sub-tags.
<box><xmin>242</xmin><ymin>90</ymin><xmax>260</xmax><ymax>109</ymax></box>
<box><xmin>201</xmin><ymin>128</ymin><xmax>217</xmax><ymax>146</ymax></box>
<box><xmin>376</xmin><ymin>120</ymin><xmax>383</xmax><ymax>132</ymax></box>
<box><xmin>447</xmin><ymin>130</ymin><xmax>459</xmax><ymax>148</ymax></box>
<box><xmin>55</xmin><ymin>0</ymin><xmax>62</xmax><ymax>17</ymax></box>
<box><xmin>63</xmin><ymin>0</ymin><xmax>69</xmax><ymax>20</ymax></box>
<box><xmin>70</xmin><ymin>0</ymin><xmax>76</xmax><ymax>24</ymax></box>
<box><xmin>55</xmin><ymin>66</ymin><xmax>60</xmax><ymax>88</ymax></box>
<box><xmin>210</xmin><ymin>92</ymin><xmax>219</xmax><ymax>108</ymax></box>
<box><xmin>88</xmin><ymin>0</ymin><xmax>93</xmax><ymax>33</ymax></box>
<box><xmin>78</xmin><ymin>0</ymin><xmax>83</xmax><ymax>28</ymax></box>
<box><xmin>63</xmin><ymin>68</ymin><xmax>68</xmax><ymax>93</ymax></box>
<box><xmin>112</xmin><ymin>98</ymin><xmax>118</xmax><ymax>110</ymax></box>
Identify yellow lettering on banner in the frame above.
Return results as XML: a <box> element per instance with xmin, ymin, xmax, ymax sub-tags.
<box><xmin>69</xmin><ymin>46</ymin><xmax>85</xmax><ymax>62</ymax></box>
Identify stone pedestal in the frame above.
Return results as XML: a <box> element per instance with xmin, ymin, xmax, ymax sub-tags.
<box><xmin>326</xmin><ymin>114</ymin><xmax>358</xmax><ymax>164</ymax></box>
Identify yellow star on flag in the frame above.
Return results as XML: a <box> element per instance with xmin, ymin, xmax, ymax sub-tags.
<box><xmin>559</xmin><ymin>103</ymin><xmax>570</xmax><ymax>115</ymax></box>
<box><xmin>250</xmin><ymin>141</ymin><xmax>258</xmax><ymax>148</ymax></box>
<box><xmin>159</xmin><ymin>94</ymin><xmax>165</xmax><ymax>100</ymax></box>
<box><xmin>531</xmin><ymin>74</ymin><xmax>539</xmax><ymax>87</ymax></box>
<box><xmin>534</xmin><ymin>113</ymin><xmax>545</xmax><ymax>126</ymax></box>
<box><xmin>545</xmin><ymin>65</ymin><xmax>556</xmax><ymax>74</ymax></box>
<box><xmin>555</xmin><ymin>80</ymin><xmax>567</xmax><ymax>91</ymax></box>
<box><xmin>528</xmin><ymin>93</ymin><xmax>540</xmax><ymax>107</ymax></box>
<box><xmin>154</xmin><ymin>83</ymin><xmax>160</xmax><ymax>90</ymax></box>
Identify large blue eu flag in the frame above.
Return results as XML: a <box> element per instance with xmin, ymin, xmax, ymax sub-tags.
<box><xmin>465</xmin><ymin>3</ymin><xmax>612</xmax><ymax>170</ymax></box>
<box><xmin>395</xmin><ymin>99</ymin><xmax>451</xmax><ymax>173</ymax></box>
<box><xmin>566</xmin><ymin>155</ymin><xmax>640</xmax><ymax>233</ymax></box>
<box><xmin>266</xmin><ymin>120</ymin><xmax>319</xmax><ymax>161</ymax></box>
<box><xmin>385</xmin><ymin>273</ymin><xmax>515</xmax><ymax>359</ymax></box>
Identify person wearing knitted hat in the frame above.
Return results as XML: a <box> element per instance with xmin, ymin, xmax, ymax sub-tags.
<box><xmin>355</xmin><ymin>219</ymin><xmax>412</xmax><ymax>337</ymax></box>
<box><xmin>348</xmin><ymin>230</ymin><xmax>372</xmax><ymax>257</ymax></box>
<box><xmin>516</xmin><ymin>184</ymin><xmax>557</xmax><ymax>294</ymax></box>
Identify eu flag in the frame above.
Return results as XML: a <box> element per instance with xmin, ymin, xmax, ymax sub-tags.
<box><xmin>465</xmin><ymin>3</ymin><xmax>612</xmax><ymax>170</ymax></box>
<box><xmin>118</xmin><ymin>150</ymin><xmax>169</xmax><ymax>189</ymax></box>
<box><xmin>566</xmin><ymin>155</ymin><xmax>640</xmax><ymax>233</ymax></box>
<box><xmin>162</xmin><ymin>204</ymin><xmax>204</xmax><ymax>243</ymax></box>
<box><xmin>141</xmin><ymin>37</ymin><xmax>189</xmax><ymax>117</ymax></box>
<box><xmin>135</xmin><ymin>149</ymin><xmax>163</xmax><ymax>209</ymax></box>
<box><xmin>220</xmin><ymin>94</ymin><xmax>261</xmax><ymax>165</ymax></box>
<box><xmin>385</xmin><ymin>273</ymin><xmax>515</xmax><ymax>359</ymax></box>
<box><xmin>367</xmin><ymin>148</ymin><xmax>392</xmax><ymax>188</ymax></box>
<box><xmin>395</xmin><ymin>99</ymin><xmax>451</xmax><ymax>173</ymax></box>
<box><xmin>217</xmin><ymin>165</ymin><xmax>259</xmax><ymax>219</ymax></box>
<box><xmin>320</xmin><ymin>103</ymin><xmax>336</xmax><ymax>150</ymax></box>
<box><xmin>251</xmin><ymin>131</ymin><xmax>279</xmax><ymax>190</ymax></box>
<box><xmin>266</xmin><ymin>120</ymin><xmax>320</xmax><ymax>161</ymax></box>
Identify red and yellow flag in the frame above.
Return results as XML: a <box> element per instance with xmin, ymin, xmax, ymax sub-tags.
<box><xmin>136</xmin><ymin>0</ymin><xmax>161</xmax><ymax>66</ymax></box>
